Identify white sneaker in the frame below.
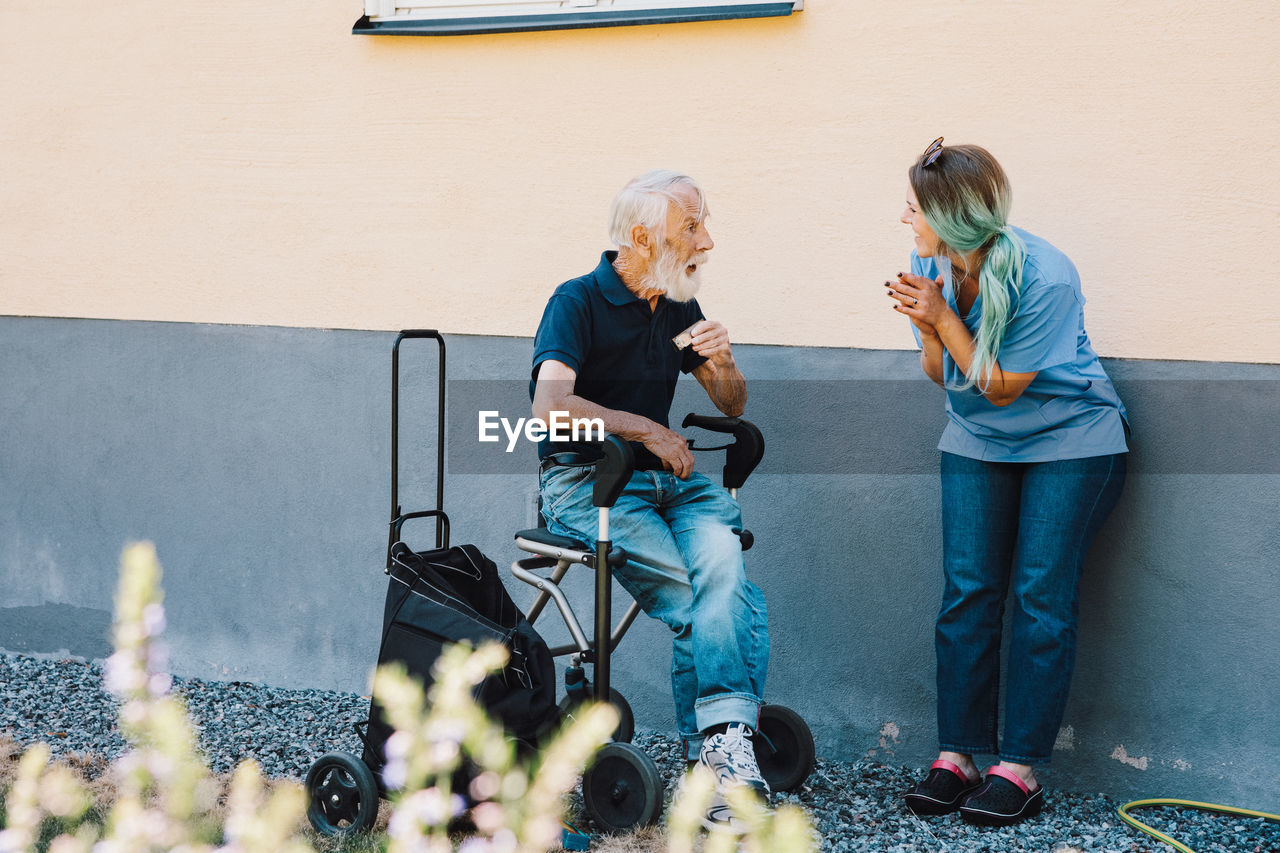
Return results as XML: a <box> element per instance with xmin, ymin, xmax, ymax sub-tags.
<box><xmin>698</xmin><ymin>723</ymin><xmax>770</xmax><ymax>830</ymax></box>
<box><xmin>702</xmin><ymin>787</ymin><xmax>744</xmax><ymax>832</ymax></box>
<box><xmin>699</xmin><ymin>723</ymin><xmax>770</xmax><ymax>794</ymax></box>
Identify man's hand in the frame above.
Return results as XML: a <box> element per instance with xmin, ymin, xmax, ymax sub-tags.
<box><xmin>688</xmin><ymin>320</ymin><xmax>733</xmax><ymax>366</ymax></box>
<box><xmin>688</xmin><ymin>319</ymin><xmax>746</xmax><ymax>417</ymax></box>
<box><xmin>642</xmin><ymin>424</ymin><xmax>695</xmax><ymax>480</ymax></box>
<box><xmin>533</xmin><ymin>358</ymin><xmax>698</xmax><ymax>478</ymax></box>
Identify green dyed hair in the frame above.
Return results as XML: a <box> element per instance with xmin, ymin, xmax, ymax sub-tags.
<box><xmin>909</xmin><ymin>144</ymin><xmax>1026</xmax><ymax>391</ymax></box>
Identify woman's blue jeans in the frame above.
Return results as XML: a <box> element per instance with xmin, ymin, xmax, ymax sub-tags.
<box><xmin>937</xmin><ymin>451</ymin><xmax>1126</xmax><ymax>765</ymax></box>
<box><xmin>539</xmin><ymin>465</ymin><xmax>769</xmax><ymax>758</ymax></box>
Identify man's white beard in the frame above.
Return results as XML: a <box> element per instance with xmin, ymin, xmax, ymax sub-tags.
<box><xmin>645</xmin><ymin>249</ymin><xmax>707</xmax><ymax>303</ymax></box>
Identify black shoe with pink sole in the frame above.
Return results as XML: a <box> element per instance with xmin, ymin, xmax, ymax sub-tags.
<box><xmin>903</xmin><ymin>759</ymin><xmax>983</xmax><ymax>815</ymax></box>
<box><xmin>958</xmin><ymin>766</ymin><xmax>1045</xmax><ymax>826</ymax></box>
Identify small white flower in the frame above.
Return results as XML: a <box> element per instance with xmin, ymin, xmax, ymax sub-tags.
<box><xmin>47</xmin><ymin>836</ymin><xmax>92</xmax><ymax>853</ymax></box>
<box><xmin>116</xmin><ymin>624</ymin><xmax>144</xmax><ymax>649</ymax></box>
<box><xmin>141</xmin><ymin>811</ymin><xmax>169</xmax><ymax>842</ymax></box>
<box><xmin>388</xmin><ymin>805</ymin><xmax>432</xmax><ymax>845</ymax></box>
<box><xmin>430</xmin><ymin>719</ymin><xmax>467</xmax><ymax>744</ymax></box>
<box><xmin>385</xmin><ymin>731</ymin><xmax>411</xmax><ymax>761</ymax></box>
<box><xmin>146</xmin><ymin>642</ymin><xmax>170</xmax><ymax>676</ymax></box>
<box><xmin>0</xmin><ymin>828</ymin><xmax>23</xmax><ymax>853</ymax></box>
<box><xmin>120</xmin><ymin>702</ymin><xmax>147</xmax><ymax>726</ymax></box>
<box><xmin>471</xmin><ymin>802</ymin><xmax>505</xmax><ymax>834</ymax></box>
<box><xmin>405</xmin><ymin>787</ymin><xmax>452</xmax><ymax>826</ymax></box>
<box><xmin>381</xmin><ymin>757</ymin><xmax>407</xmax><ymax>791</ymax></box>
<box><xmin>469</xmin><ymin>771</ymin><xmax>501</xmax><ymax>802</ymax></box>
<box><xmin>103</xmin><ymin>652</ymin><xmax>141</xmax><ymax>696</ymax></box>
<box><xmin>146</xmin><ymin>752</ymin><xmax>177</xmax><ymax>780</ymax></box>
<box><xmin>114</xmin><ymin>750</ymin><xmax>141</xmax><ymax>774</ymax></box>
<box><xmin>429</xmin><ymin>740</ymin><xmax>459</xmax><ymax>767</ymax></box>
<box><xmin>141</xmin><ymin>603</ymin><xmax>167</xmax><ymax>637</ymax></box>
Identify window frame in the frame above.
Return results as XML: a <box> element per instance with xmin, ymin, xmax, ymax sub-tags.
<box><xmin>353</xmin><ymin>0</ymin><xmax>802</xmax><ymax>36</ymax></box>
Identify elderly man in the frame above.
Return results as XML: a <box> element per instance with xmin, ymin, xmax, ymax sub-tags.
<box><xmin>530</xmin><ymin>170</ymin><xmax>769</xmax><ymax>828</ymax></box>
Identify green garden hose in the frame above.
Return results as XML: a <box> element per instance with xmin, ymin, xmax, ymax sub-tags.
<box><xmin>1117</xmin><ymin>798</ymin><xmax>1280</xmax><ymax>852</ymax></box>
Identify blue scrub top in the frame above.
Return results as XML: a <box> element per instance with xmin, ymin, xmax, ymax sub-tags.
<box><xmin>910</xmin><ymin>227</ymin><xmax>1129</xmax><ymax>463</ymax></box>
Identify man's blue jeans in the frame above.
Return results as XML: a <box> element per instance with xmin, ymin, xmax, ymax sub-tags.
<box><xmin>539</xmin><ymin>465</ymin><xmax>769</xmax><ymax>757</ymax></box>
<box><xmin>937</xmin><ymin>451</ymin><xmax>1126</xmax><ymax>765</ymax></box>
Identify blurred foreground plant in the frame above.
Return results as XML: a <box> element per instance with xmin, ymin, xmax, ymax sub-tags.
<box><xmin>0</xmin><ymin>542</ymin><xmax>818</xmax><ymax>853</ymax></box>
<box><xmin>666</xmin><ymin>765</ymin><xmax>817</xmax><ymax>853</ymax></box>
<box><xmin>0</xmin><ymin>543</ymin><xmax>310</xmax><ymax>853</ymax></box>
<box><xmin>373</xmin><ymin>647</ymin><xmax>618</xmax><ymax>853</ymax></box>
<box><xmin>374</xmin><ymin>647</ymin><xmax>816</xmax><ymax>853</ymax></box>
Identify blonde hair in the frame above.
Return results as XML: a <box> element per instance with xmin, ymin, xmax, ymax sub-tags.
<box><xmin>909</xmin><ymin>144</ymin><xmax>1026</xmax><ymax>391</ymax></box>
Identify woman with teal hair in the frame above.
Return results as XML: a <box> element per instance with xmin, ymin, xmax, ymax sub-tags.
<box><xmin>888</xmin><ymin>139</ymin><xmax>1128</xmax><ymax>826</ymax></box>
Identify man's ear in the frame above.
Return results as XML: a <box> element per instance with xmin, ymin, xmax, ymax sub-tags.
<box><xmin>630</xmin><ymin>224</ymin><xmax>652</xmax><ymax>259</ymax></box>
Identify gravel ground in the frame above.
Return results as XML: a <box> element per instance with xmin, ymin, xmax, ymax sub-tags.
<box><xmin>3</xmin><ymin>653</ymin><xmax>1276</xmax><ymax>852</ymax></box>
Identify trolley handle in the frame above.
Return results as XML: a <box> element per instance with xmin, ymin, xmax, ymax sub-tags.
<box><xmin>387</xmin><ymin>511</ymin><xmax>452</xmax><ymax>571</ymax></box>
<box><xmin>390</xmin><ymin>330</ymin><xmax>447</xmax><ymax>559</ymax></box>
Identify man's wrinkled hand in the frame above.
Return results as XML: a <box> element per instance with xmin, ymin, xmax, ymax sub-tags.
<box><xmin>643</xmin><ymin>426</ymin><xmax>694</xmax><ymax>480</ymax></box>
<box><xmin>689</xmin><ymin>320</ymin><xmax>733</xmax><ymax>366</ymax></box>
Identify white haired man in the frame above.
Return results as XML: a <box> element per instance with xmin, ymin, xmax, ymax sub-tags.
<box><xmin>530</xmin><ymin>170</ymin><xmax>770</xmax><ymax>829</ymax></box>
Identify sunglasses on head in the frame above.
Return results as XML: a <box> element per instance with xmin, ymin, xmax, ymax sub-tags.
<box><xmin>922</xmin><ymin>136</ymin><xmax>944</xmax><ymax>167</ymax></box>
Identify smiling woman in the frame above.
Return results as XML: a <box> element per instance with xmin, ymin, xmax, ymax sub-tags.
<box><xmin>891</xmin><ymin>140</ymin><xmax>1131</xmax><ymax>828</ymax></box>
<box><xmin>353</xmin><ymin>0</ymin><xmax>803</xmax><ymax>36</ymax></box>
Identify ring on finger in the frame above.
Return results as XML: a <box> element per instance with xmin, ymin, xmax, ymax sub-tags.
<box><xmin>913</xmin><ymin>298</ymin><xmax>918</xmax><ymax>306</ymax></box>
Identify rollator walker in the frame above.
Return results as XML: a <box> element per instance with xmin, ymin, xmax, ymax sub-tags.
<box><xmin>511</xmin><ymin>415</ymin><xmax>816</xmax><ymax>832</ymax></box>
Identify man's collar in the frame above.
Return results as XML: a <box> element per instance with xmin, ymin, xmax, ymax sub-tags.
<box><xmin>595</xmin><ymin>251</ymin><xmax>650</xmax><ymax>307</ymax></box>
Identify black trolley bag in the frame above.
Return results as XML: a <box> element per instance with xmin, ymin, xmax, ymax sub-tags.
<box><xmin>366</xmin><ymin>541</ymin><xmax>559</xmax><ymax>774</ymax></box>
<box><xmin>305</xmin><ymin>330</ymin><xmax>557</xmax><ymax>838</ymax></box>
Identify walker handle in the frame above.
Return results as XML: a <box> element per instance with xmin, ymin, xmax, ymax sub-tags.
<box><xmin>681</xmin><ymin>414</ymin><xmax>765</xmax><ymax>490</ymax></box>
<box><xmin>593</xmin><ymin>435</ymin><xmax>634</xmax><ymax>508</ymax></box>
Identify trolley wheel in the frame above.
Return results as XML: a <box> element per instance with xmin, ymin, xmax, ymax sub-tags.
<box><xmin>581</xmin><ymin>742</ymin><xmax>664</xmax><ymax>833</ymax></box>
<box><xmin>753</xmin><ymin>704</ymin><xmax>816</xmax><ymax>793</ymax></box>
<box><xmin>305</xmin><ymin>751</ymin><xmax>380</xmax><ymax>836</ymax></box>
<box><xmin>559</xmin><ymin>688</ymin><xmax>635</xmax><ymax>744</ymax></box>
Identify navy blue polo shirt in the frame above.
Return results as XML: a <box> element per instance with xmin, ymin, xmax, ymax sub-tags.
<box><xmin>531</xmin><ymin>251</ymin><xmax>706</xmax><ymax>469</ymax></box>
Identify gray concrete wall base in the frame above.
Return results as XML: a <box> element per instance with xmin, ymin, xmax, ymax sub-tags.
<box><xmin>2</xmin><ymin>316</ymin><xmax>1277</xmax><ymax>809</ymax></box>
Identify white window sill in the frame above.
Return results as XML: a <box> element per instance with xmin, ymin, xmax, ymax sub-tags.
<box><xmin>354</xmin><ymin>2</ymin><xmax>801</xmax><ymax>36</ymax></box>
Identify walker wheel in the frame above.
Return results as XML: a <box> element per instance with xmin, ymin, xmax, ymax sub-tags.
<box><xmin>581</xmin><ymin>742</ymin><xmax>664</xmax><ymax>833</ymax></box>
<box><xmin>559</xmin><ymin>687</ymin><xmax>635</xmax><ymax>744</ymax></box>
<box><xmin>305</xmin><ymin>751</ymin><xmax>380</xmax><ymax>836</ymax></box>
<box><xmin>753</xmin><ymin>704</ymin><xmax>816</xmax><ymax>792</ymax></box>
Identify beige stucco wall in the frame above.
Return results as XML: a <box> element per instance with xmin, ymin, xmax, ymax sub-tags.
<box><xmin>3</xmin><ymin>1</ymin><xmax>1277</xmax><ymax>362</ymax></box>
